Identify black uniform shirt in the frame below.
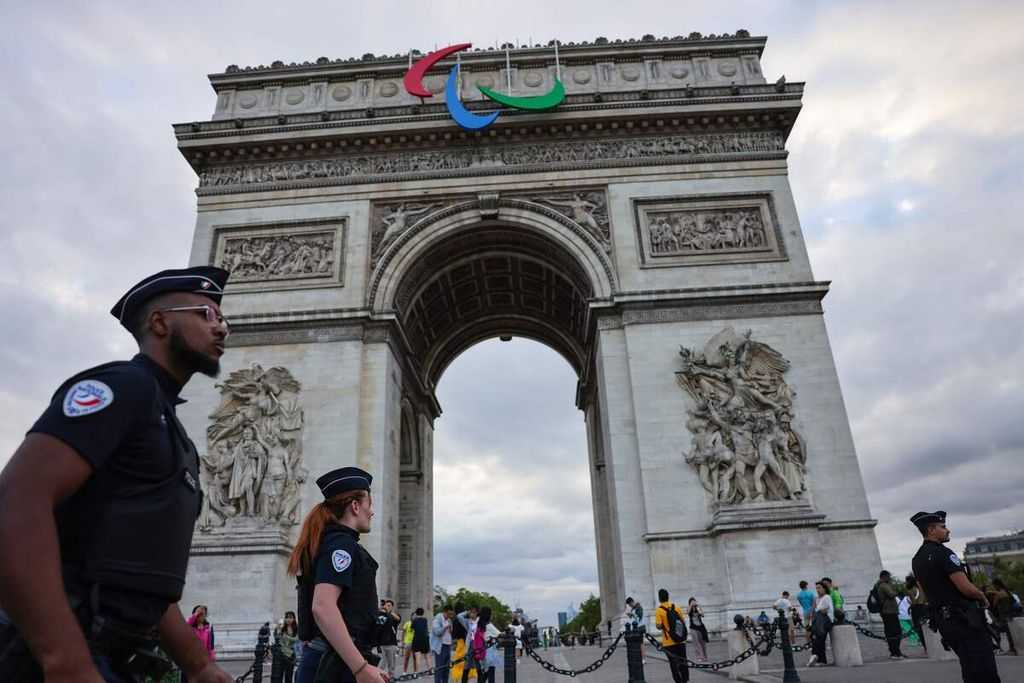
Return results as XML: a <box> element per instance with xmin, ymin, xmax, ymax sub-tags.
<box><xmin>30</xmin><ymin>353</ymin><xmax>188</xmax><ymax>626</ymax></box>
<box><xmin>309</xmin><ymin>524</ymin><xmax>379</xmax><ymax>646</ymax></box>
<box><xmin>314</xmin><ymin>527</ymin><xmax>361</xmax><ymax>590</ymax></box>
<box><xmin>911</xmin><ymin>539</ymin><xmax>967</xmax><ymax>607</ymax></box>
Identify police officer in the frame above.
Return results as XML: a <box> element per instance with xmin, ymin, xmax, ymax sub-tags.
<box><xmin>288</xmin><ymin>467</ymin><xmax>389</xmax><ymax>683</ymax></box>
<box><xmin>910</xmin><ymin>510</ymin><xmax>1001</xmax><ymax>682</ymax></box>
<box><xmin>0</xmin><ymin>267</ymin><xmax>235</xmax><ymax>683</ymax></box>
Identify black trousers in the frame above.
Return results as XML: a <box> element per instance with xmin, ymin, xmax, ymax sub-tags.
<box><xmin>936</xmin><ymin>615</ymin><xmax>1001</xmax><ymax>683</ymax></box>
<box><xmin>881</xmin><ymin>613</ymin><xmax>903</xmax><ymax>656</ymax></box>
<box><xmin>664</xmin><ymin>643</ymin><xmax>688</xmax><ymax>683</ymax></box>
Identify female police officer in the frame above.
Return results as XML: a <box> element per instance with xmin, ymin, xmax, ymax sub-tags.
<box><xmin>288</xmin><ymin>467</ymin><xmax>389</xmax><ymax>683</ymax></box>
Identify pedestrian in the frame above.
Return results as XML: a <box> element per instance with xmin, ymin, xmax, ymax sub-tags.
<box><xmin>820</xmin><ymin>577</ymin><xmax>844</xmax><ymax>620</ymax></box>
<box><xmin>288</xmin><ymin>466</ymin><xmax>388</xmax><ymax>683</ymax></box>
<box><xmin>990</xmin><ymin>579</ymin><xmax>1017</xmax><ymax>656</ymax></box>
<box><xmin>507</xmin><ymin>618</ymin><xmax>524</xmax><ymax>660</ymax></box>
<box><xmin>458</xmin><ymin>605</ymin><xmax>480</xmax><ymax>683</ymax></box>
<box><xmin>808</xmin><ymin>580</ymin><xmax>834</xmax><ymax>667</ymax></box>
<box><xmin>450</xmin><ymin>602</ymin><xmax>474</xmax><ymax>682</ymax></box>
<box><xmin>401</xmin><ymin>617</ymin><xmax>415</xmax><ymax>672</ymax></box>
<box><xmin>757</xmin><ymin>610</ymin><xmax>771</xmax><ymax>627</ymax></box>
<box><xmin>273</xmin><ymin>611</ymin><xmax>299</xmax><ymax>683</ymax></box>
<box><xmin>430</xmin><ymin>604</ymin><xmax>454</xmax><ymax>683</ymax></box>
<box><xmin>625</xmin><ymin>597</ymin><xmax>647</xmax><ymax>663</ymax></box>
<box><xmin>0</xmin><ymin>266</ymin><xmax>233</xmax><ymax>683</ymax></box>
<box><xmin>875</xmin><ymin>570</ymin><xmax>905</xmax><ymax>659</ymax></box>
<box><xmin>458</xmin><ymin>606</ymin><xmax>499</xmax><ymax>683</ymax></box>
<box><xmin>409</xmin><ymin>608</ymin><xmax>429</xmax><ymax>671</ymax></box>
<box><xmin>376</xmin><ymin>600</ymin><xmax>401</xmax><ymax>677</ymax></box>
<box><xmin>897</xmin><ymin>592</ymin><xmax>916</xmax><ymax>645</ymax></box>
<box><xmin>773</xmin><ymin>592</ymin><xmax>792</xmax><ymax>625</ymax></box>
<box><xmin>795</xmin><ymin>580</ymin><xmax>815</xmax><ymax>643</ymax></box>
<box><xmin>686</xmin><ymin>598</ymin><xmax>709</xmax><ymax>662</ymax></box>
<box><xmin>181</xmin><ymin>605</ymin><xmax>216</xmax><ymax>683</ymax></box>
<box><xmin>789</xmin><ymin>608</ymin><xmax>802</xmax><ymax>645</ymax></box>
<box><xmin>910</xmin><ymin>510</ymin><xmax>1001</xmax><ymax>682</ymax></box>
<box><xmin>654</xmin><ymin>589</ymin><xmax>689</xmax><ymax>682</ymax></box>
<box><xmin>906</xmin><ymin>575</ymin><xmax>928</xmax><ymax>653</ymax></box>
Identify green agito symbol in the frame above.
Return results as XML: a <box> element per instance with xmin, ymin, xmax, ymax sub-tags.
<box><xmin>404</xmin><ymin>43</ymin><xmax>565</xmax><ymax>130</ymax></box>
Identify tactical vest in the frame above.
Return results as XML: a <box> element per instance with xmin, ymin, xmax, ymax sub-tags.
<box><xmin>56</xmin><ymin>365</ymin><xmax>202</xmax><ymax>606</ymax></box>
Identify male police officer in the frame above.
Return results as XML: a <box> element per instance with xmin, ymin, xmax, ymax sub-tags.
<box><xmin>0</xmin><ymin>267</ymin><xmax>235</xmax><ymax>683</ymax></box>
<box><xmin>910</xmin><ymin>510</ymin><xmax>1001</xmax><ymax>682</ymax></box>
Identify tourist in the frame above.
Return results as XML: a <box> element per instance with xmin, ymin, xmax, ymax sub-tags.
<box><xmin>757</xmin><ymin>610</ymin><xmax>771</xmax><ymax>627</ymax></box>
<box><xmin>401</xmin><ymin>614</ymin><xmax>415</xmax><ymax>672</ymax></box>
<box><xmin>458</xmin><ymin>606</ymin><xmax>499</xmax><ymax>683</ymax></box>
<box><xmin>410</xmin><ymin>607</ymin><xmax>430</xmax><ymax>671</ymax></box>
<box><xmin>686</xmin><ymin>598</ymin><xmax>709</xmax><ymax>662</ymax></box>
<box><xmin>808</xmin><ymin>581</ymin><xmax>834</xmax><ymax>667</ymax></box>
<box><xmin>458</xmin><ymin>604</ymin><xmax>479</xmax><ymax>683</ymax></box>
<box><xmin>897</xmin><ymin>591</ymin><xmax>917</xmax><ymax>646</ymax></box>
<box><xmin>181</xmin><ymin>605</ymin><xmax>216</xmax><ymax>683</ymax></box>
<box><xmin>508</xmin><ymin>618</ymin><xmax>525</xmax><ymax>661</ymax></box>
<box><xmin>625</xmin><ymin>597</ymin><xmax>647</xmax><ymax>662</ymax></box>
<box><xmin>795</xmin><ymin>581</ymin><xmax>816</xmax><ymax>643</ymax></box>
<box><xmin>875</xmin><ymin>570</ymin><xmax>905</xmax><ymax>659</ymax></box>
<box><xmin>820</xmin><ymin>577</ymin><xmax>844</xmax><ymax>620</ymax></box>
<box><xmin>273</xmin><ymin>611</ymin><xmax>299</xmax><ymax>683</ymax></box>
<box><xmin>449</xmin><ymin>601</ymin><xmax>473</xmax><ymax>682</ymax></box>
<box><xmin>789</xmin><ymin>608</ymin><xmax>803</xmax><ymax>645</ymax></box>
<box><xmin>377</xmin><ymin>599</ymin><xmax>401</xmax><ymax>676</ymax></box>
<box><xmin>430</xmin><ymin>604</ymin><xmax>453</xmax><ymax>683</ymax></box>
<box><xmin>773</xmin><ymin>591</ymin><xmax>792</xmax><ymax>616</ymax></box>
<box><xmin>991</xmin><ymin>578</ymin><xmax>1018</xmax><ymax>655</ymax></box>
<box><xmin>654</xmin><ymin>589</ymin><xmax>689</xmax><ymax>682</ymax></box>
<box><xmin>853</xmin><ymin>605</ymin><xmax>868</xmax><ymax>622</ymax></box>
<box><xmin>906</xmin><ymin>576</ymin><xmax>929</xmax><ymax>653</ymax></box>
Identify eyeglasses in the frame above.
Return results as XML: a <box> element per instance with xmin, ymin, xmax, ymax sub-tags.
<box><xmin>158</xmin><ymin>305</ymin><xmax>229</xmax><ymax>330</ymax></box>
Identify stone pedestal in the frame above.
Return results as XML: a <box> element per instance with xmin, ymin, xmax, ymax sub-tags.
<box><xmin>1008</xmin><ymin>620</ymin><xmax>1024</xmax><ymax>655</ymax></box>
<box><xmin>923</xmin><ymin>626</ymin><xmax>956</xmax><ymax>661</ymax></box>
<box><xmin>725</xmin><ymin>630</ymin><xmax>759</xmax><ymax>679</ymax></box>
<box><xmin>831</xmin><ymin>625</ymin><xmax>862</xmax><ymax>667</ymax></box>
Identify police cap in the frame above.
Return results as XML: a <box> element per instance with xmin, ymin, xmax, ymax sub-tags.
<box><xmin>110</xmin><ymin>266</ymin><xmax>230</xmax><ymax>330</ymax></box>
<box><xmin>316</xmin><ymin>467</ymin><xmax>373</xmax><ymax>499</ymax></box>
<box><xmin>910</xmin><ymin>510</ymin><xmax>946</xmax><ymax>529</ymax></box>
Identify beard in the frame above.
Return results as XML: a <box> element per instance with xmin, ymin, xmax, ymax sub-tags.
<box><xmin>169</xmin><ymin>327</ymin><xmax>221</xmax><ymax>378</ymax></box>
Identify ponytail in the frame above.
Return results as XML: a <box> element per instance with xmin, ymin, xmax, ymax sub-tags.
<box><xmin>287</xmin><ymin>490</ymin><xmax>367</xmax><ymax>577</ymax></box>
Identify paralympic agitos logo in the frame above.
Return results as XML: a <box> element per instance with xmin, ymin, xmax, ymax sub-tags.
<box><xmin>403</xmin><ymin>43</ymin><xmax>565</xmax><ymax>130</ymax></box>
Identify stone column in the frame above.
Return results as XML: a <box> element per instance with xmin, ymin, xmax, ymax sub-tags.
<box><xmin>923</xmin><ymin>626</ymin><xmax>956</xmax><ymax>661</ymax></box>
<box><xmin>830</xmin><ymin>624</ymin><xmax>862</xmax><ymax>667</ymax></box>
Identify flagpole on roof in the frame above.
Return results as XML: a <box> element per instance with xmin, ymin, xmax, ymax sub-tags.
<box><xmin>505</xmin><ymin>44</ymin><xmax>512</xmax><ymax>95</ymax></box>
<box><xmin>554</xmin><ymin>40</ymin><xmax>560</xmax><ymax>81</ymax></box>
<box><xmin>456</xmin><ymin>50</ymin><xmax>463</xmax><ymax>101</ymax></box>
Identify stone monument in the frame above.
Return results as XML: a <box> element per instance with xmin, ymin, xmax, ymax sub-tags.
<box><xmin>172</xmin><ymin>32</ymin><xmax>881</xmax><ymax>651</ymax></box>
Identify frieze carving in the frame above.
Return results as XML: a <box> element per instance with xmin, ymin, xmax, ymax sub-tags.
<box><xmin>220</xmin><ymin>232</ymin><xmax>335</xmax><ymax>281</ymax></box>
<box><xmin>199</xmin><ymin>364</ymin><xmax>307</xmax><ymax>531</ymax></box>
<box><xmin>532</xmin><ymin>191</ymin><xmax>610</xmax><ymax>252</ymax></box>
<box><xmin>648</xmin><ymin>208</ymin><xmax>766</xmax><ymax>255</ymax></box>
<box><xmin>677</xmin><ymin>328</ymin><xmax>807</xmax><ymax>505</ymax></box>
<box><xmin>198</xmin><ymin>132</ymin><xmax>784</xmax><ymax>191</ymax></box>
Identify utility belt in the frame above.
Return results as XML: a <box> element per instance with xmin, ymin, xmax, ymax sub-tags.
<box><xmin>311</xmin><ymin>634</ymin><xmax>381</xmax><ymax>683</ymax></box>
<box><xmin>929</xmin><ymin>601</ymin><xmax>985</xmax><ymax>630</ymax></box>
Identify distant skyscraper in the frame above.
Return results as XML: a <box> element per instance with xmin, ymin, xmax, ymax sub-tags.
<box><xmin>558</xmin><ymin>612</ymin><xmax>568</xmax><ymax>629</ymax></box>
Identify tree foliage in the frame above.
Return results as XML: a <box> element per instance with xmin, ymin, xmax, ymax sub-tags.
<box><xmin>436</xmin><ymin>587</ymin><xmax>513</xmax><ymax>630</ymax></box>
<box><xmin>560</xmin><ymin>594</ymin><xmax>601</xmax><ymax>635</ymax></box>
<box><xmin>971</xmin><ymin>558</ymin><xmax>1024</xmax><ymax>596</ymax></box>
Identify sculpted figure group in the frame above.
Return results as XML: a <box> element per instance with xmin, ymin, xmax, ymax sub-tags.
<box><xmin>219</xmin><ymin>234</ymin><xmax>334</xmax><ymax>281</ymax></box>
<box><xmin>678</xmin><ymin>327</ymin><xmax>807</xmax><ymax>505</ymax></box>
<box><xmin>649</xmin><ymin>208</ymin><xmax>766</xmax><ymax>255</ymax></box>
<box><xmin>197</xmin><ymin>363</ymin><xmax>308</xmax><ymax>531</ymax></box>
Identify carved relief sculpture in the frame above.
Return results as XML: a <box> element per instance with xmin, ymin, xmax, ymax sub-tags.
<box><xmin>534</xmin><ymin>191</ymin><xmax>611</xmax><ymax>251</ymax></box>
<box><xmin>219</xmin><ymin>232</ymin><xmax>335</xmax><ymax>282</ymax></box>
<box><xmin>648</xmin><ymin>208</ymin><xmax>766</xmax><ymax>255</ymax></box>
<box><xmin>676</xmin><ymin>328</ymin><xmax>807</xmax><ymax>505</ymax></box>
<box><xmin>198</xmin><ymin>363</ymin><xmax>307</xmax><ymax>531</ymax></box>
<box><xmin>371</xmin><ymin>202</ymin><xmax>441</xmax><ymax>264</ymax></box>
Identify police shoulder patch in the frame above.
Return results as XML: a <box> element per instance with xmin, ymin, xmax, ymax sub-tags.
<box><xmin>63</xmin><ymin>380</ymin><xmax>114</xmax><ymax>417</ymax></box>
<box><xmin>950</xmin><ymin>554</ymin><xmax>961</xmax><ymax>567</ymax></box>
<box><xmin>332</xmin><ymin>549</ymin><xmax>352</xmax><ymax>573</ymax></box>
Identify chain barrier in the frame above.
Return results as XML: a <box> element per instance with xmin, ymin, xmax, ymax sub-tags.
<box><xmin>522</xmin><ymin>631</ymin><xmax>623</xmax><ymax>677</ymax></box>
<box><xmin>234</xmin><ymin>662</ymin><xmax>256</xmax><ymax>683</ymax></box>
<box><xmin>389</xmin><ymin>638</ymin><xmax>499</xmax><ymax>682</ymax></box>
<box><xmin>643</xmin><ymin>625</ymin><xmax>775</xmax><ymax>672</ymax></box>
<box><xmin>850</xmin><ymin>620</ymin><xmax>909</xmax><ymax>641</ymax></box>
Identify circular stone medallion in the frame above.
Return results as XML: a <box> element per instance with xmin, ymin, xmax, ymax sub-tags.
<box><xmin>284</xmin><ymin>89</ymin><xmax>305</xmax><ymax>105</ymax></box>
<box><xmin>717</xmin><ymin>62</ymin><xmax>738</xmax><ymax>77</ymax></box>
<box><xmin>425</xmin><ymin>77</ymin><xmax>445</xmax><ymax>94</ymax></box>
<box><xmin>475</xmin><ymin>75</ymin><xmax>495</xmax><ymax>89</ymax></box>
<box><xmin>622</xmin><ymin>66</ymin><xmax>640</xmax><ymax>82</ymax></box>
<box><xmin>669</xmin><ymin>66</ymin><xmax>689</xmax><ymax>79</ymax></box>
<box><xmin>572</xmin><ymin>69</ymin><xmax>592</xmax><ymax>85</ymax></box>
<box><xmin>239</xmin><ymin>93</ymin><xmax>258</xmax><ymax>109</ymax></box>
<box><xmin>331</xmin><ymin>85</ymin><xmax>352</xmax><ymax>101</ymax></box>
<box><xmin>379</xmin><ymin>82</ymin><xmax>399</xmax><ymax>97</ymax></box>
<box><xmin>523</xmin><ymin>72</ymin><xmax>543</xmax><ymax>87</ymax></box>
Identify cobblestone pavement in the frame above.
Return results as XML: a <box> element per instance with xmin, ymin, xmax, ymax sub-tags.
<box><xmin>217</xmin><ymin>637</ymin><xmax>1024</xmax><ymax>682</ymax></box>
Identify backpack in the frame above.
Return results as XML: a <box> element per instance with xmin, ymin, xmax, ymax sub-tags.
<box><xmin>472</xmin><ymin>626</ymin><xmax>486</xmax><ymax>660</ymax></box>
<box><xmin>661</xmin><ymin>604</ymin><xmax>687</xmax><ymax>643</ymax></box>
<box><xmin>866</xmin><ymin>584</ymin><xmax>882</xmax><ymax>614</ymax></box>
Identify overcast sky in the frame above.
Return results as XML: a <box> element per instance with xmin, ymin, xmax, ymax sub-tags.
<box><xmin>2</xmin><ymin>1</ymin><xmax>1021</xmax><ymax>627</ymax></box>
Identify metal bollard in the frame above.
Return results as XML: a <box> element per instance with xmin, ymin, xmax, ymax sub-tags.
<box><xmin>269</xmin><ymin>643</ymin><xmax>284</xmax><ymax>683</ymax></box>
<box><xmin>498</xmin><ymin>633</ymin><xmax>517</xmax><ymax>683</ymax></box>
<box><xmin>252</xmin><ymin>644</ymin><xmax>266</xmax><ymax>683</ymax></box>
<box><xmin>776</xmin><ymin>609</ymin><xmax>800</xmax><ymax>683</ymax></box>
<box><xmin>624</xmin><ymin>625</ymin><xmax>646</xmax><ymax>683</ymax></box>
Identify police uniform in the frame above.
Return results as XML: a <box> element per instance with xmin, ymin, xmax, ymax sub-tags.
<box><xmin>296</xmin><ymin>467</ymin><xmax>380</xmax><ymax>683</ymax></box>
<box><xmin>0</xmin><ymin>267</ymin><xmax>228</xmax><ymax>682</ymax></box>
<box><xmin>910</xmin><ymin>510</ymin><xmax>1001</xmax><ymax>683</ymax></box>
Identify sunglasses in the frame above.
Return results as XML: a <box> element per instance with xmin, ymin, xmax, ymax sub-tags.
<box><xmin>158</xmin><ymin>305</ymin><xmax>229</xmax><ymax>330</ymax></box>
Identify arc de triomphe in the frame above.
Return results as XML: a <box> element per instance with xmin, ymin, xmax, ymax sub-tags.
<box><xmin>174</xmin><ymin>32</ymin><xmax>881</xmax><ymax>642</ymax></box>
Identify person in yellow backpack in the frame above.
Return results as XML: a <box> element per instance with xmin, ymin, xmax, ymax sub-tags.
<box><xmin>654</xmin><ymin>589</ymin><xmax>689</xmax><ymax>683</ymax></box>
